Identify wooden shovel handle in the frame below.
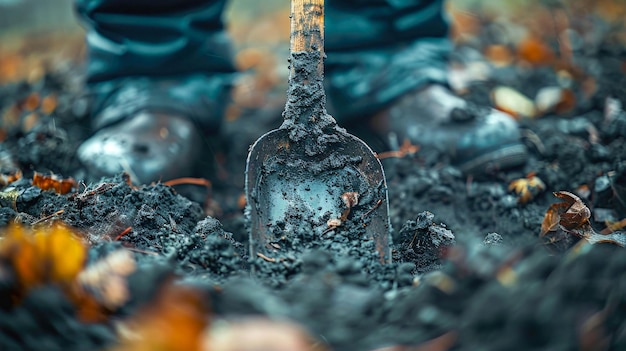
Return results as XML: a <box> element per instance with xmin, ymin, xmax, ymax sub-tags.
<box><xmin>291</xmin><ymin>0</ymin><xmax>324</xmax><ymax>55</ymax></box>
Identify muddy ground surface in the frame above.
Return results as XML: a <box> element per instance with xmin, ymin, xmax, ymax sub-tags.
<box><xmin>1</xmin><ymin>3</ymin><xmax>626</xmax><ymax>351</ymax></box>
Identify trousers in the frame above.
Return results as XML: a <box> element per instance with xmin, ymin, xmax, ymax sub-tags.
<box><xmin>76</xmin><ymin>0</ymin><xmax>451</xmax><ymax>128</ymax></box>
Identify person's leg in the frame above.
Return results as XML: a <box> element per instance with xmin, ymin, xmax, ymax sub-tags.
<box><xmin>325</xmin><ymin>0</ymin><xmax>450</xmax><ymax>120</ymax></box>
<box><xmin>76</xmin><ymin>0</ymin><xmax>235</xmax><ymax>83</ymax></box>
<box><xmin>75</xmin><ymin>0</ymin><xmax>237</xmax><ymax>183</ymax></box>
<box><xmin>325</xmin><ymin>0</ymin><xmax>527</xmax><ymax>173</ymax></box>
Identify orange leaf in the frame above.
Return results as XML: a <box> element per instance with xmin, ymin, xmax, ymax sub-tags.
<box><xmin>112</xmin><ymin>280</ymin><xmax>209</xmax><ymax>351</ymax></box>
<box><xmin>517</xmin><ymin>37</ymin><xmax>555</xmax><ymax>65</ymax></box>
<box><xmin>541</xmin><ymin>202</ymin><xmax>569</xmax><ymax>236</ymax></box>
<box><xmin>32</xmin><ymin>172</ymin><xmax>77</xmax><ymax>194</ymax></box>
<box><xmin>0</xmin><ymin>223</ymin><xmax>87</xmax><ymax>293</ymax></box>
<box><xmin>485</xmin><ymin>45</ymin><xmax>513</xmax><ymax>66</ymax></box>
<box><xmin>508</xmin><ymin>174</ymin><xmax>545</xmax><ymax>204</ymax></box>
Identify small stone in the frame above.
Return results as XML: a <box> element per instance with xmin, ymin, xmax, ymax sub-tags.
<box><xmin>483</xmin><ymin>232</ymin><xmax>504</xmax><ymax>246</ymax></box>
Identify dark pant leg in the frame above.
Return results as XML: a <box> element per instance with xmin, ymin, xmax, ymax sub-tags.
<box><xmin>75</xmin><ymin>0</ymin><xmax>236</xmax><ymax>132</ymax></box>
<box><xmin>325</xmin><ymin>0</ymin><xmax>452</xmax><ymax>121</ymax></box>
<box><xmin>75</xmin><ymin>0</ymin><xmax>235</xmax><ymax>83</ymax></box>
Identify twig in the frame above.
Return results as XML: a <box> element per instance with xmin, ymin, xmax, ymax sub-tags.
<box><xmin>31</xmin><ymin>209</ymin><xmax>64</xmax><ymax>225</ymax></box>
<box><xmin>163</xmin><ymin>177</ymin><xmax>211</xmax><ymax>188</ymax></box>
<box><xmin>257</xmin><ymin>252</ymin><xmax>276</xmax><ymax>263</ymax></box>
<box><xmin>114</xmin><ymin>226</ymin><xmax>133</xmax><ymax>241</ymax></box>
<box><xmin>361</xmin><ymin>199</ymin><xmax>383</xmax><ymax>219</ymax></box>
<box><xmin>376</xmin><ymin>140</ymin><xmax>419</xmax><ymax>160</ymax></box>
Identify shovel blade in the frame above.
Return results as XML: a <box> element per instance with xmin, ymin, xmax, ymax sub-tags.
<box><xmin>246</xmin><ymin>129</ymin><xmax>391</xmax><ymax>263</ymax></box>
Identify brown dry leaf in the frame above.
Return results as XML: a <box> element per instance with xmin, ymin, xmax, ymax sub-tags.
<box><xmin>541</xmin><ymin>191</ymin><xmax>589</xmax><ymax>236</ymax></box>
<box><xmin>541</xmin><ymin>201</ymin><xmax>569</xmax><ymax>236</ymax></box>
<box><xmin>517</xmin><ymin>37</ymin><xmax>555</xmax><ymax>66</ymax></box>
<box><xmin>508</xmin><ymin>174</ymin><xmax>546</xmax><ymax>204</ymax></box>
<box><xmin>0</xmin><ymin>223</ymin><xmax>86</xmax><ymax>292</ymax></box>
<box><xmin>0</xmin><ymin>170</ymin><xmax>22</xmax><ymax>187</ymax></box>
<box><xmin>21</xmin><ymin>93</ymin><xmax>40</xmax><ymax>111</ymax></box>
<box><xmin>32</xmin><ymin>172</ymin><xmax>77</xmax><ymax>194</ymax></box>
<box><xmin>41</xmin><ymin>94</ymin><xmax>58</xmax><ymax>114</ymax></box>
<box><xmin>22</xmin><ymin>112</ymin><xmax>40</xmax><ymax>132</ymax></box>
<box><xmin>541</xmin><ymin>192</ymin><xmax>626</xmax><ymax>247</ymax></box>
<box><xmin>112</xmin><ymin>280</ymin><xmax>209</xmax><ymax>351</ymax></box>
<box><xmin>484</xmin><ymin>45</ymin><xmax>513</xmax><ymax>66</ymax></box>
<box><xmin>555</xmin><ymin>88</ymin><xmax>576</xmax><ymax>115</ymax></box>
<box><xmin>0</xmin><ymin>54</ymin><xmax>21</xmax><ymax>83</ymax></box>
<box><xmin>554</xmin><ymin>191</ymin><xmax>591</xmax><ymax>231</ymax></box>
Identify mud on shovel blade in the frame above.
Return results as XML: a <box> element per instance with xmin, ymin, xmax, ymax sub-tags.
<box><xmin>245</xmin><ymin>0</ymin><xmax>391</xmax><ymax>263</ymax></box>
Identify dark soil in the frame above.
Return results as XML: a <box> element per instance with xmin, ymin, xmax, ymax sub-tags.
<box><xmin>1</xmin><ymin>6</ymin><xmax>626</xmax><ymax>351</ymax></box>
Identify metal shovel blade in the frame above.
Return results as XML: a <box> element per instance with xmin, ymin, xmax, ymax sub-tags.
<box><xmin>246</xmin><ymin>127</ymin><xmax>391</xmax><ymax>263</ymax></box>
<box><xmin>245</xmin><ymin>0</ymin><xmax>391</xmax><ymax>263</ymax></box>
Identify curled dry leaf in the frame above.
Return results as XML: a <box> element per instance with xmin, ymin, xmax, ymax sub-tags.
<box><xmin>554</xmin><ymin>191</ymin><xmax>591</xmax><ymax>231</ymax></box>
<box><xmin>340</xmin><ymin>191</ymin><xmax>359</xmax><ymax>221</ymax></box>
<box><xmin>541</xmin><ymin>191</ymin><xmax>589</xmax><ymax>236</ymax></box>
<box><xmin>32</xmin><ymin>172</ymin><xmax>77</xmax><ymax>194</ymax></box>
<box><xmin>541</xmin><ymin>191</ymin><xmax>626</xmax><ymax>248</ymax></box>
<box><xmin>508</xmin><ymin>173</ymin><xmax>546</xmax><ymax>204</ymax></box>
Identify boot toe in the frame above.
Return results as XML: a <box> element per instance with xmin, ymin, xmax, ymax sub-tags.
<box><xmin>78</xmin><ymin>111</ymin><xmax>201</xmax><ymax>184</ymax></box>
<box><xmin>386</xmin><ymin>85</ymin><xmax>528</xmax><ymax>174</ymax></box>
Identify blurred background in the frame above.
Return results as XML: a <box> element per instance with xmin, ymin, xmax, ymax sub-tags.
<box><xmin>1</xmin><ymin>0</ymin><xmax>624</xmax><ymax>99</ymax></box>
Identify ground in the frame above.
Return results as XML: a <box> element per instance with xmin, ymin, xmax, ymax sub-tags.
<box><xmin>1</xmin><ymin>1</ymin><xmax>626</xmax><ymax>350</ymax></box>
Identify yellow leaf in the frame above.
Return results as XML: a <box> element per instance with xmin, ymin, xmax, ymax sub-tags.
<box><xmin>1</xmin><ymin>223</ymin><xmax>87</xmax><ymax>291</ymax></box>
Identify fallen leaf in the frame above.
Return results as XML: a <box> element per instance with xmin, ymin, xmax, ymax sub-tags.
<box><xmin>113</xmin><ymin>280</ymin><xmax>209</xmax><ymax>351</ymax></box>
<box><xmin>484</xmin><ymin>45</ymin><xmax>513</xmax><ymax>66</ymax></box>
<box><xmin>541</xmin><ymin>191</ymin><xmax>626</xmax><ymax>248</ymax></box>
<box><xmin>492</xmin><ymin>86</ymin><xmax>537</xmax><ymax>118</ymax></box>
<box><xmin>508</xmin><ymin>173</ymin><xmax>546</xmax><ymax>204</ymax></box>
<box><xmin>32</xmin><ymin>172</ymin><xmax>77</xmax><ymax>194</ymax></box>
<box><xmin>40</xmin><ymin>94</ymin><xmax>58</xmax><ymax>114</ymax></box>
<box><xmin>541</xmin><ymin>201</ymin><xmax>569</xmax><ymax>236</ymax></box>
<box><xmin>0</xmin><ymin>223</ymin><xmax>86</xmax><ymax>294</ymax></box>
<box><xmin>535</xmin><ymin>86</ymin><xmax>575</xmax><ymax>115</ymax></box>
<box><xmin>0</xmin><ymin>170</ymin><xmax>22</xmax><ymax>187</ymax></box>
<box><xmin>554</xmin><ymin>191</ymin><xmax>591</xmax><ymax>230</ymax></box>
<box><xmin>517</xmin><ymin>36</ymin><xmax>555</xmax><ymax>65</ymax></box>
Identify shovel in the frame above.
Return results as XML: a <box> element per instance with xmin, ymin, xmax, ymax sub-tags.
<box><xmin>245</xmin><ymin>0</ymin><xmax>391</xmax><ymax>263</ymax></box>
